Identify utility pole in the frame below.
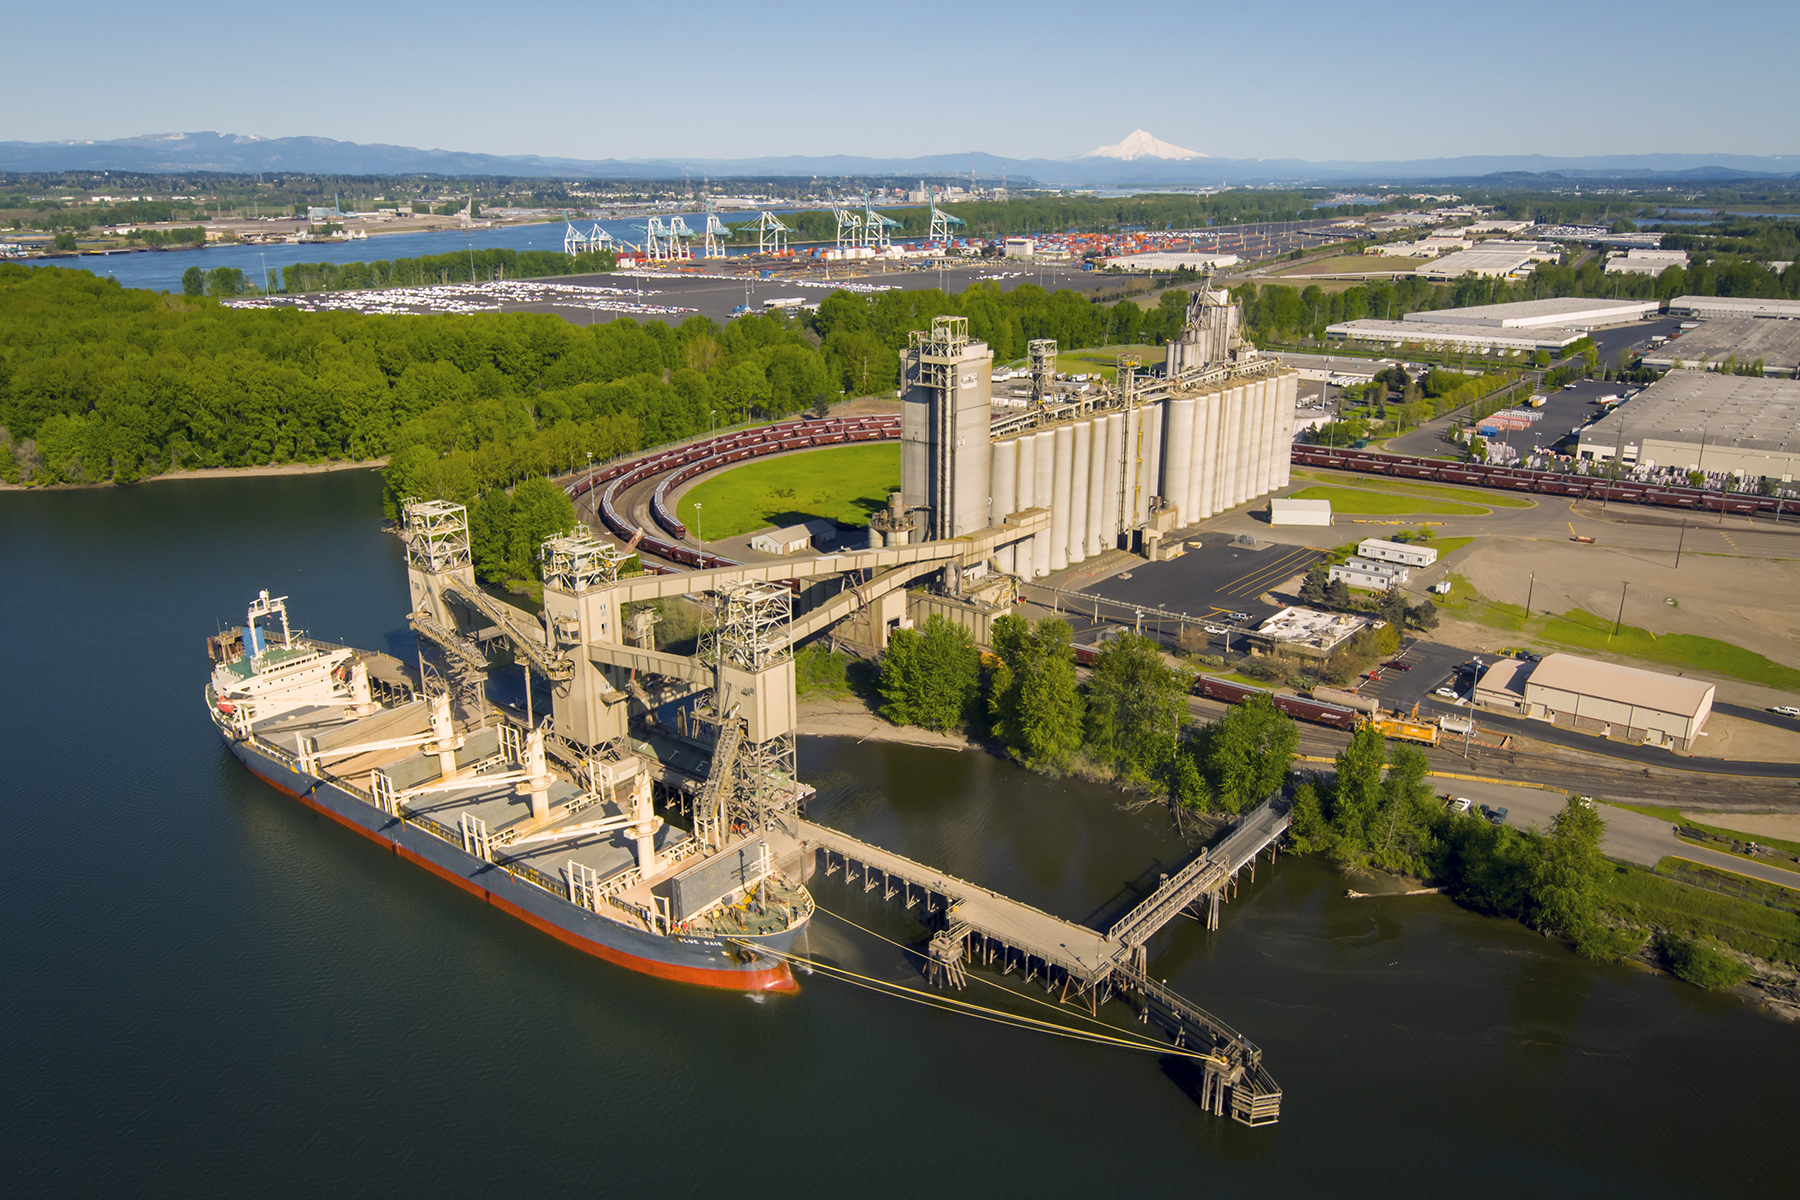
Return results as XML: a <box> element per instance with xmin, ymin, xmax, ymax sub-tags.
<box><xmin>1525</xmin><ymin>571</ymin><xmax>1534</xmax><ymax>616</ymax></box>
<box><xmin>1675</xmin><ymin>520</ymin><xmax>1686</xmax><ymax>568</ymax></box>
<box><xmin>1613</xmin><ymin>581</ymin><xmax>1629</xmax><ymax>637</ymax></box>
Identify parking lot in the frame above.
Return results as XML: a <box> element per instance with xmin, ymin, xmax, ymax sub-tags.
<box><xmin>1485</xmin><ymin>378</ymin><xmax>1633</xmax><ymax>466</ymax></box>
<box><xmin>1048</xmin><ymin>535</ymin><xmax>1325</xmax><ymax>644</ymax></box>
<box><xmin>1350</xmin><ymin>639</ymin><xmax>1474</xmax><ymax>711</ymax></box>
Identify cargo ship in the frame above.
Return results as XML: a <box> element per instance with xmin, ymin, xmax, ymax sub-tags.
<box><xmin>205</xmin><ymin>590</ymin><xmax>810</xmax><ymax>992</ymax></box>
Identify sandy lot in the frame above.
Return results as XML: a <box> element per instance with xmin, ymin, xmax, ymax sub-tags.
<box><xmin>1686</xmin><ymin>811</ymin><xmax>1800</xmax><ymax>840</ymax></box>
<box><xmin>1436</xmin><ymin>535</ymin><xmax>1800</xmax><ymax>673</ymax></box>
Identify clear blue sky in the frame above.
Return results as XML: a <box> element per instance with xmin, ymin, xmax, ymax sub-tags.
<box><xmin>5</xmin><ymin>0</ymin><xmax>1794</xmax><ymax>162</ymax></box>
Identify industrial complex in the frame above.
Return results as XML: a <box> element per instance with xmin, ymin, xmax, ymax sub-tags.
<box><xmin>1576</xmin><ymin>371</ymin><xmax>1800</xmax><ymax>481</ymax></box>
<box><xmin>1328</xmin><ymin>297</ymin><xmax>1660</xmax><ymax>352</ymax></box>
<box><xmin>900</xmin><ymin>281</ymin><xmax>1297</xmax><ymax>579</ymax></box>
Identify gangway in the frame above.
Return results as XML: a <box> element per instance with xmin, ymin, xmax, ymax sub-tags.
<box><xmin>1107</xmin><ymin>797</ymin><xmax>1289</xmax><ymax>959</ymax></box>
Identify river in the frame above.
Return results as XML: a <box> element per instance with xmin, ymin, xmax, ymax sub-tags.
<box><xmin>2</xmin><ymin>470</ymin><xmax>1795</xmax><ymax>1196</ymax></box>
<box><xmin>9</xmin><ymin>210</ymin><xmax>780</xmax><ymax>294</ymax></box>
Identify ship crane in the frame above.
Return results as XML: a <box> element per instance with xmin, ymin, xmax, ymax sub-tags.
<box><xmin>755</xmin><ymin>211</ymin><xmax>790</xmax><ymax>255</ymax></box>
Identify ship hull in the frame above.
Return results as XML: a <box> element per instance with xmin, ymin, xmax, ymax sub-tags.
<box><xmin>227</xmin><ymin>736</ymin><xmax>801</xmax><ymax>993</ymax></box>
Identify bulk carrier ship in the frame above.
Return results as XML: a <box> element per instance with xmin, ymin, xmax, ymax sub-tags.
<box><xmin>205</xmin><ymin>586</ymin><xmax>812</xmax><ymax>992</ymax></box>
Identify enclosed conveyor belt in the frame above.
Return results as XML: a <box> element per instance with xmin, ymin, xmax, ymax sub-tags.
<box><xmin>408</xmin><ymin>611</ymin><xmax>490</xmax><ymax>674</ymax></box>
<box><xmin>440</xmin><ymin>584</ymin><xmax>573</xmax><ymax>681</ymax></box>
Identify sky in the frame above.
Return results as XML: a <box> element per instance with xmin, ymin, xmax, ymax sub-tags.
<box><xmin>4</xmin><ymin>0</ymin><xmax>1796</xmax><ymax>164</ymax></box>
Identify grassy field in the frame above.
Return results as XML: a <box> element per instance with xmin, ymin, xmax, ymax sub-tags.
<box><xmin>677</xmin><ymin>444</ymin><xmax>900</xmax><ymax>540</ymax></box>
<box><xmin>1289</xmin><ymin>486</ymin><xmax>1489</xmax><ymax>516</ymax></box>
<box><xmin>1602</xmin><ymin>863</ymin><xmax>1800</xmax><ymax>964</ymax></box>
<box><xmin>1428</xmin><ymin>536</ymin><xmax>1476</xmax><ymax>558</ymax></box>
<box><xmin>1435</xmin><ymin>576</ymin><xmax>1800</xmax><ymax>688</ymax></box>
<box><xmin>1536</xmin><ymin>609</ymin><xmax>1800</xmax><ymax>691</ymax></box>
<box><xmin>1274</xmin><ymin>255</ymin><xmax>1424</xmax><ymax>275</ymax></box>
<box><xmin>1058</xmin><ymin>344</ymin><xmax>1164</xmax><ymax>381</ymax></box>
<box><xmin>1292</xmin><ymin>469</ymin><xmax>1535</xmax><ymax>509</ymax></box>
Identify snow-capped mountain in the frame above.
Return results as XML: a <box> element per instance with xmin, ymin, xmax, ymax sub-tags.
<box><xmin>1080</xmin><ymin>130</ymin><xmax>1208</xmax><ymax>161</ymax></box>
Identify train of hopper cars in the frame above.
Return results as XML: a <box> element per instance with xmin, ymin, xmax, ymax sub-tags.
<box><xmin>564</xmin><ymin>414</ymin><xmax>900</xmax><ymax>572</ymax></box>
<box><xmin>1291</xmin><ymin>445</ymin><xmax>1780</xmax><ymax>516</ymax></box>
<box><xmin>1194</xmin><ymin>674</ymin><xmax>1362</xmax><ymax>731</ymax></box>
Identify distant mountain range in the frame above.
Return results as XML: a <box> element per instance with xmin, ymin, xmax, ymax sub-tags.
<box><xmin>1</xmin><ymin>130</ymin><xmax>1795</xmax><ymax>186</ymax></box>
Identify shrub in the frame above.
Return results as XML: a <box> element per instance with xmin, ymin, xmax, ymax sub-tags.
<box><xmin>1657</xmin><ymin>932</ymin><xmax>1752</xmax><ymax>990</ymax></box>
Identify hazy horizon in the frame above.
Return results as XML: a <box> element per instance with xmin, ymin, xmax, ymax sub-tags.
<box><xmin>4</xmin><ymin>0</ymin><xmax>1796</xmax><ymax>164</ymax></box>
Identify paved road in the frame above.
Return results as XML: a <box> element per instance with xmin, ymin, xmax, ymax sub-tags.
<box><xmin>1417</xmin><ymin>779</ymin><xmax>1800</xmax><ymax>888</ymax></box>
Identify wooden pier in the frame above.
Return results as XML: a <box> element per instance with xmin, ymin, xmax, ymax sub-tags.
<box><xmin>769</xmin><ymin>798</ymin><xmax>1290</xmax><ymax>1126</ymax></box>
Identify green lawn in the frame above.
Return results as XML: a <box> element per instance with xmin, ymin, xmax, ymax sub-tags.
<box><xmin>1536</xmin><ymin>609</ymin><xmax>1800</xmax><ymax>691</ymax></box>
<box><xmin>1428</xmin><ymin>536</ymin><xmax>1476</xmax><ymax>557</ymax></box>
<box><xmin>1292</xmin><ymin>469</ymin><xmax>1534</xmax><ymax>508</ymax></box>
<box><xmin>1288</xmin><ymin>486</ymin><xmax>1489</xmax><ymax>516</ymax></box>
<box><xmin>1435</xmin><ymin>577</ymin><xmax>1800</xmax><ymax>689</ymax></box>
<box><xmin>678</xmin><ymin>444</ymin><xmax>900</xmax><ymax>540</ymax></box>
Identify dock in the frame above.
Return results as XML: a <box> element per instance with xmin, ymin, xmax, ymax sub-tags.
<box><xmin>769</xmin><ymin>797</ymin><xmax>1290</xmax><ymax>1126</ymax></box>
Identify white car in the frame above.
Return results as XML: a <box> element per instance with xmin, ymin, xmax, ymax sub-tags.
<box><xmin>1450</xmin><ymin>797</ymin><xmax>1474</xmax><ymax>814</ymax></box>
<box><xmin>1434</xmin><ymin>686</ymin><xmax>1460</xmax><ymax>700</ymax></box>
<box><xmin>1770</xmin><ymin>705</ymin><xmax>1800</xmax><ymax>718</ymax></box>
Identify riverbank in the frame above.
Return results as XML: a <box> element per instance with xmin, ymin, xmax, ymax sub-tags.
<box><xmin>797</xmin><ymin>695</ymin><xmax>974</xmax><ymax>750</ymax></box>
<box><xmin>0</xmin><ymin>458</ymin><xmax>386</xmax><ymax>491</ymax></box>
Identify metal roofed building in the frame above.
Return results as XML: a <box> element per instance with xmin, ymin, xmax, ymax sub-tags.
<box><xmin>1668</xmin><ymin>296</ymin><xmax>1800</xmax><ymax>321</ymax></box>
<box><xmin>1643</xmin><ymin>317</ymin><xmax>1800</xmax><ymax>379</ymax></box>
<box><xmin>748</xmin><ymin>520</ymin><xmax>838</xmax><ymax>556</ymax></box>
<box><xmin>1514</xmin><ymin>652</ymin><xmax>1716</xmax><ymax>750</ymax></box>
<box><xmin>1473</xmin><ymin>658</ymin><xmax>1531</xmax><ymax>712</ymax></box>
<box><xmin>1326</xmin><ymin>318</ymin><xmax>1587</xmax><ymax>353</ymax></box>
<box><xmin>1269</xmin><ymin>497</ymin><xmax>1332</xmax><ymax>526</ymax></box>
<box><xmin>1416</xmin><ymin>244</ymin><xmax>1559</xmax><ymax>280</ymax></box>
<box><xmin>1328</xmin><ymin>557</ymin><xmax>1409</xmax><ymax>591</ymax></box>
<box><xmin>1605</xmin><ymin>248</ymin><xmax>1688</xmax><ymax>275</ymax></box>
<box><xmin>1357</xmin><ymin>537</ymin><xmax>1437</xmax><ymax>567</ymax></box>
<box><xmin>1575</xmin><ymin>371</ymin><xmax>1800</xmax><ymax>479</ymax></box>
<box><xmin>1101</xmin><ymin>251</ymin><xmax>1241</xmax><ymax>271</ymax></box>
<box><xmin>1403</xmin><ymin>297</ymin><xmax>1659</xmax><ymax>329</ymax></box>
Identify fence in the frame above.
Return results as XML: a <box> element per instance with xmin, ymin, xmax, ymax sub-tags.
<box><xmin>1652</xmin><ymin>860</ymin><xmax>1800</xmax><ymax>916</ymax></box>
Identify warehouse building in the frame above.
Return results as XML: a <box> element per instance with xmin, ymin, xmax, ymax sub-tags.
<box><xmin>1404</xmin><ymin>297</ymin><xmax>1660</xmax><ymax>330</ymax></box>
<box><xmin>1417</xmin><ymin>244</ymin><xmax>1560</xmax><ymax>280</ymax></box>
<box><xmin>1357</xmin><ymin>537</ymin><xmax>1437</xmax><ymax>567</ymax></box>
<box><xmin>1101</xmin><ymin>251</ymin><xmax>1241</xmax><ymax>271</ymax></box>
<box><xmin>1668</xmin><ymin>296</ymin><xmax>1800</xmax><ymax>321</ymax></box>
<box><xmin>1606</xmin><ymin>248</ymin><xmax>1688</xmax><ymax>275</ymax></box>
<box><xmin>1270</xmin><ymin>498</ymin><xmax>1332</xmax><ymax>526</ymax></box>
<box><xmin>1326</xmin><ymin>318</ymin><xmax>1586</xmax><ymax>353</ymax></box>
<box><xmin>1475</xmin><ymin>652</ymin><xmax>1715</xmax><ymax>750</ymax></box>
<box><xmin>1329</xmin><ymin>557</ymin><xmax>1409</xmax><ymax>591</ymax></box>
<box><xmin>1643</xmin><ymin>317</ymin><xmax>1800</xmax><ymax>378</ymax></box>
<box><xmin>1251</xmin><ymin>606</ymin><xmax>1371</xmax><ymax>659</ymax></box>
<box><xmin>1576</xmin><ymin>371</ymin><xmax>1800</xmax><ymax>480</ymax></box>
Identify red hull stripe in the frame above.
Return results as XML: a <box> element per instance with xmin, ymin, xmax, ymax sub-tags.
<box><xmin>245</xmin><ymin>763</ymin><xmax>799</xmax><ymax>994</ymax></box>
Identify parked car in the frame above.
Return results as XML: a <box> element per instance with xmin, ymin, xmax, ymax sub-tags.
<box><xmin>1226</xmin><ymin>611</ymin><xmax>1250</xmax><ymax>623</ymax></box>
<box><xmin>1434</xmin><ymin>686</ymin><xmax>1460</xmax><ymax>699</ymax></box>
<box><xmin>1487</xmin><ymin>806</ymin><xmax>1509</xmax><ymax>826</ymax></box>
<box><xmin>1203</xmin><ymin>625</ymin><xmax>1228</xmax><ymax>635</ymax></box>
<box><xmin>1770</xmin><ymin>705</ymin><xmax>1800</xmax><ymax>718</ymax></box>
<box><xmin>1382</xmin><ymin>660</ymin><xmax>1414</xmax><ymax>671</ymax></box>
<box><xmin>1450</xmin><ymin>797</ymin><xmax>1474</xmax><ymax>815</ymax></box>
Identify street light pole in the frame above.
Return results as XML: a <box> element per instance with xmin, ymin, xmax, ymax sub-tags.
<box><xmin>1613</xmin><ymin>581</ymin><xmax>1629</xmax><ymax>637</ymax></box>
<box><xmin>1675</xmin><ymin>520</ymin><xmax>1686</xmax><ymax>568</ymax></box>
<box><xmin>694</xmin><ymin>501</ymin><xmax>703</xmax><ymax>562</ymax></box>
<box><xmin>1525</xmin><ymin>572</ymin><xmax>1534</xmax><ymax>616</ymax></box>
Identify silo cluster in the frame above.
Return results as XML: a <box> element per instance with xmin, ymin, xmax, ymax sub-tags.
<box><xmin>987</xmin><ymin>369</ymin><xmax>1296</xmax><ymax>577</ymax></box>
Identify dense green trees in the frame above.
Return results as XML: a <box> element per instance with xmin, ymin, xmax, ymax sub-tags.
<box><xmin>0</xmin><ymin>265</ymin><xmax>832</xmax><ymax>491</ymax></box>
<box><xmin>469</xmin><ymin>476</ymin><xmax>577</xmax><ymax>586</ymax></box>
<box><xmin>1182</xmin><ymin>693</ymin><xmax>1298</xmax><ymax>814</ymax></box>
<box><xmin>1083</xmin><ymin>632</ymin><xmax>1191</xmax><ymax>784</ymax></box>
<box><xmin>878</xmin><ymin>615</ymin><xmax>981</xmax><ymax>733</ymax></box>
<box><xmin>986</xmin><ymin>614</ymin><xmax>1085</xmax><ymax>771</ymax></box>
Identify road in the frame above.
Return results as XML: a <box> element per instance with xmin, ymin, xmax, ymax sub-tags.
<box><xmin>1412</xmin><ymin>778</ymin><xmax>1800</xmax><ymax>888</ymax></box>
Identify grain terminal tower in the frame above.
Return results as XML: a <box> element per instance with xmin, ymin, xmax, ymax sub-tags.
<box><xmin>899</xmin><ymin>281</ymin><xmax>1298</xmax><ymax>571</ymax></box>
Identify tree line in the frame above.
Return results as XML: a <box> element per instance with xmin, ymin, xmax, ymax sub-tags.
<box><xmin>876</xmin><ymin>611</ymin><xmax>1648</xmax><ymax>973</ymax></box>
<box><xmin>277</xmin><ymin>246</ymin><xmax>616</xmax><ymax>295</ymax></box>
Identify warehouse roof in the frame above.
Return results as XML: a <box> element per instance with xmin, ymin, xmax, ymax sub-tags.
<box><xmin>1270</xmin><ymin>498</ymin><xmax>1332</xmax><ymax>512</ymax></box>
<box><xmin>1404</xmin><ymin>296</ymin><xmax>1659</xmax><ymax>329</ymax></box>
<box><xmin>1643</xmin><ymin>317</ymin><xmax>1800</xmax><ymax>377</ymax></box>
<box><xmin>1328</xmin><ymin>318</ymin><xmax>1585</xmax><ymax>352</ymax></box>
<box><xmin>1668</xmin><ymin>296</ymin><xmax>1800</xmax><ymax>320</ymax></box>
<box><xmin>1525</xmin><ymin>652</ymin><xmax>1715</xmax><ymax>718</ymax></box>
<box><xmin>1579</xmin><ymin>371</ymin><xmax>1800</xmax><ymax>454</ymax></box>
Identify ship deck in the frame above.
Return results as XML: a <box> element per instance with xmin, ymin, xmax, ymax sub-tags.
<box><xmin>246</xmin><ymin>701</ymin><xmax>803</xmax><ymax>933</ymax></box>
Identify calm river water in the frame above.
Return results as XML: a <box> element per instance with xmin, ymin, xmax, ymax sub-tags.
<box><xmin>3</xmin><ymin>470</ymin><xmax>1796</xmax><ymax>1197</ymax></box>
